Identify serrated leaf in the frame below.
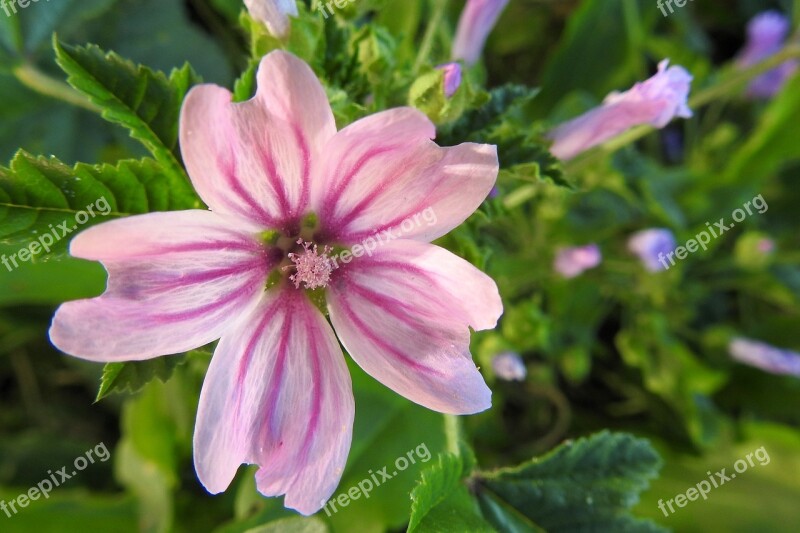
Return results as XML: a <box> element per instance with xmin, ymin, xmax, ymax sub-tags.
<box><xmin>409</xmin><ymin>454</ymin><xmax>495</xmax><ymax>533</ymax></box>
<box><xmin>96</xmin><ymin>353</ymin><xmax>188</xmax><ymax>401</ymax></box>
<box><xmin>53</xmin><ymin>38</ymin><xmax>200</xmax><ymax>187</ymax></box>
<box><xmin>440</xmin><ymin>84</ymin><xmax>566</xmax><ymax>187</ymax></box>
<box><xmin>475</xmin><ymin>431</ymin><xmax>666</xmax><ymax>533</ymax></box>
<box><xmin>0</xmin><ymin>151</ymin><xmax>200</xmax><ymax>259</ymax></box>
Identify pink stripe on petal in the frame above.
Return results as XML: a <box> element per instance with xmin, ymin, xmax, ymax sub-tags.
<box><xmin>180</xmin><ymin>51</ymin><xmax>336</xmax><ymax>230</ymax></box>
<box><xmin>328</xmin><ymin>240</ymin><xmax>500</xmax><ymax>414</ymax></box>
<box><xmin>312</xmin><ymin>108</ymin><xmax>498</xmax><ymax>243</ymax></box>
<box><xmin>194</xmin><ymin>288</ymin><xmax>354</xmax><ymax>516</ymax></box>
<box><xmin>49</xmin><ymin>211</ymin><xmax>269</xmax><ymax>361</ymax></box>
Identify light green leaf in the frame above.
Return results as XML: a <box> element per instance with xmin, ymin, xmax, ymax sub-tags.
<box><xmin>245</xmin><ymin>517</ymin><xmax>329</xmax><ymax>533</ymax></box>
<box><xmin>408</xmin><ymin>453</ymin><xmax>495</xmax><ymax>533</ymax></box>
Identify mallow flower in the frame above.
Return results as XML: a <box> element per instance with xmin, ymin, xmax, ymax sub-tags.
<box><xmin>627</xmin><ymin>228</ymin><xmax>677</xmax><ymax>272</ymax></box>
<box><xmin>437</xmin><ymin>62</ymin><xmax>463</xmax><ymax>98</ymax></box>
<box><xmin>736</xmin><ymin>11</ymin><xmax>798</xmax><ymax>99</ymax></box>
<box><xmin>452</xmin><ymin>0</ymin><xmax>510</xmax><ymax>65</ymax></box>
<box><xmin>548</xmin><ymin>60</ymin><xmax>693</xmax><ymax>160</ymax></box>
<box><xmin>553</xmin><ymin>243</ymin><xmax>602</xmax><ymax>279</ymax></box>
<box><xmin>729</xmin><ymin>337</ymin><xmax>800</xmax><ymax>378</ymax></box>
<box><xmin>49</xmin><ymin>51</ymin><xmax>502</xmax><ymax>515</ymax></box>
<box><xmin>491</xmin><ymin>352</ymin><xmax>526</xmax><ymax>381</ymax></box>
<box><xmin>245</xmin><ymin>0</ymin><xmax>298</xmax><ymax>39</ymax></box>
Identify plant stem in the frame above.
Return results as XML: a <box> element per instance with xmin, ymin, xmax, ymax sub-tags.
<box><xmin>444</xmin><ymin>414</ymin><xmax>462</xmax><ymax>457</ymax></box>
<box><xmin>414</xmin><ymin>0</ymin><xmax>448</xmax><ymax>74</ymax></box>
<box><xmin>13</xmin><ymin>63</ymin><xmax>101</xmax><ymax>113</ymax></box>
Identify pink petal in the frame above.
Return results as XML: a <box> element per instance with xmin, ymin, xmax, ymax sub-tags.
<box><xmin>548</xmin><ymin>60</ymin><xmax>692</xmax><ymax>160</ymax></box>
<box><xmin>452</xmin><ymin>0</ymin><xmax>510</xmax><ymax>65</ymax></box>
<box><xmin>180</xmin><ymin>51</ymin><xmax>336</xmax><ymax>232</ymax></box>
<box><xmin>49</xmin><ymin>211</ymin><xmax>270</xmax><ymax>361</ymax></box>
<box><xmin>194</xmin><ymin>288</ymin><xmax>354</xmax><ymax>516</ymax></box>
<box><xmin>312</xmin><ymin>107</ymin><xmax>498</xmax><ymax>244</ymax></box>
<box><xmin>327</xmin><ymin>240</ymin><xmax>500</xmax><ymax>414</ymax></box>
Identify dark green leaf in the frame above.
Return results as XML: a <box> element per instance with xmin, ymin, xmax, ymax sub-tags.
<box><xmin>475</xmin><ymin>431</ymin><xmax>666</xmax><ymax>533</ymax></box>
<box><xmin>95</xmin><ymin>354</ymin><xmax>187</xmax><ymax>401</ymax></box>
<box><xmin>53</xmin><ymin>38</ymin><xmax>200</xmax><ymax>185</ymax></box>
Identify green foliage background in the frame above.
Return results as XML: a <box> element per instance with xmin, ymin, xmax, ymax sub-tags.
<box><xmin>1</xmin><ymin>0</ymin><xmax>799</xmax><ymax>531</ymax></box>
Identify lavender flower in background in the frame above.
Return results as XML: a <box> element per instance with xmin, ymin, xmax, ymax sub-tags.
<box><xmin>548</xmin><ymin>60</ymin><xmax>693</xmax><ymax>160</ymax></box>
<box><xmin>729</xmin><ymin>337</ymin><xmax>800</xmax><ymax>377</ymax></box>
<box><xmin>436</xmin><ymin>62</ymin><xmax>463</xmax><ymax>98</ymax></box>
<box><xmin>492</xmin><ymin>352</ymin><xmax>527</xmax><ymax>381</ymax></box>
<box><xmin>628</xmin><ymin>228</ymin><xmax>677</xmax><ymax>272</ymax></box>
<box><xmin>553</xmin><ymin>244</ymin><xmax>602</xmax><ymax>279</ymax></box>
<box><xmin>757</xmin><ymin>237</ymin><xmax>776</xmax><ymax>254</ymax></box>
<box><xmin>245</xmin><ymin>0</ymin><xmax>298</xmax><ymax>39</ymax></box>
<box><xmin>736</xmin><ymin>11</ymin><xmax>798</xmax><ymax>99</ymax></box>
<box><xmin>452</xmin><ymin>0</ymin><xmax>510</xmax><ymax>65</ymax></box>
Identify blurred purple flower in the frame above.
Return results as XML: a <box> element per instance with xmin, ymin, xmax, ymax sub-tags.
<box><xmin>757</xmin><ymin>237</ymin><xmax>776</xmax><ymax>254</ymax></box>
<box><xmin>628</xmin><ymin>228</ymin><xmax>677</xmax><ymax>272</ymax></box>
<box><xmin>245</xmin><ymin>0</ymin><xmax>298</xmax><ymax>39</ymax></box>
<box><xmin>736</xmin><ymin>11</ymin><xmax>798</xmax><ymax>99</ymax></box>
<box><xmin>437</xmin><ymin>62</ymin><xmax>463</xmax><ymax>98</ymax></box>
<box><xmin>554</xmin><ymin>244</ymin><xmax>602</xmax><ymax>279</ymax></box>
<box><xmin>452</xmin><ymin>0</ymin><xmax>510</xmax><ymax>65</ymax></box>
<box><xmin>492</xmin><ymin>352</ymin><xmax>527</xmax><ymax>381</ymax></box>
<box><xmin>729</xmin><ymin>337</ymin><xmax>800</xmax><ymax>377</ymax></box>
<box><xmin>548</xmin><ymin>60</ymin><xmax>693</xmax><ymax>160</ymax></box>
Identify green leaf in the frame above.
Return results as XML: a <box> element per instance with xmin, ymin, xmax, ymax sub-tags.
<box><xmin>96</xmin><ymin>354</ymin><xmax>188</xmax><ymax>401</ymax></box>
<box><xmin>724</xmin><ymin>74</ymin><xmax>800</xmax><ymax>184</ymax></box>
<box><xmin>245</xmin><ymin>517</ymin><xmax>329</xmax><ymax>533</ymax></box>
<box><xmin>440</xmin><ymin>85</ymin><xmax>566</xmax><ymax>187</ymax></box>
<box><xmin>0</xmin><ymin>151</ymin><xmax>200</xmax><ymax>258</ymax></box>
<box><xmin>52</xmin><ymin>38</ymin><xmax>200</xmax><ymax>186</ymax></box>
<box><xmin>408</xmin><ymin>453</ymin><xmax>495</xmax><ymax>533</ymax></box>
<box><xmin>475</xmin><ymin>431</ymin><xmax>667</xmax><ymax>532</ymax></box>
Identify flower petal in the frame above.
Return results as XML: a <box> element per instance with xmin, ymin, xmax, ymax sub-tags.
<box><xmin>327</xmin><ymin>240</ymin><xmax>500</xmax><ymax>414</ymax></box>
<box><xmin>312</xmin><ymin>107</ymin><xmax>498</xmax><ymax>244</ymax></box>
<box><xmin>180</xmin><ymin>51</ymin><xmax>336</xmax><ymax>231</ymax></box>
<box><xmin>194</xmin><ymin>287</ymin><xmax>354</xmax><ymax>516</ymax></box>
<box><xmin>245</xmin><ymin>0</ymin><xmax>299</xmax><ymax>39</ymax></box>
<box><xmin>49</xmin><ymin>211</ymin><xmax>270</xmax><ymax>361</ymax></box>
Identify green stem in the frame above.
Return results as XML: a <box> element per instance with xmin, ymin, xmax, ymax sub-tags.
<box><xmin>13</xmin><ymin>63</ymin><xmax>102</xmax><ymax>113</ymax></box>
<box><xmin>444</xmin><ymin>414</ymin><xmax>462</xmax><ymax>457</ymax></box>
<box><xmin>414</xmin><ymin>0</ymin><xmax>448</xmax><ymax>74</ymax></box>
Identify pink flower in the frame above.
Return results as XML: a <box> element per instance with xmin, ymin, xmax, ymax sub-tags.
<box><xmin>48</xmin><ymin>51</ymin><xmax>501</xmax><ymax>515</ymax></box>
<box><xmin>245</xmin><ymin>0</ymin><xmax>298</xmax><ymax>39</ymax></box>
<box><xmin>452</xmin><ymin>0</ymin><xmax>510</xmax><ymax>65</ymax></box>
<box><xmin>729</xmin><ymin>337</ymin><xmax>800</xmax><ymax>377</ymax></box>
<box><xmin>736</xmin><ymin>11</ymin><xmax>798</xmax><ymax>99</ymax></box>
<box><xmin>553</xmin><ymin>244</ymin><xmax>602</xmax><ymax>279</ymax></box>
<box><xmin>437</xmin><ymin>62</ymin><xmax>463</xmax><ymax>98</ymax></box>
<box><xmin>548</xmin><ymin>60</ymin><xmax>693</xmax><ymax>160</ymax></box>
